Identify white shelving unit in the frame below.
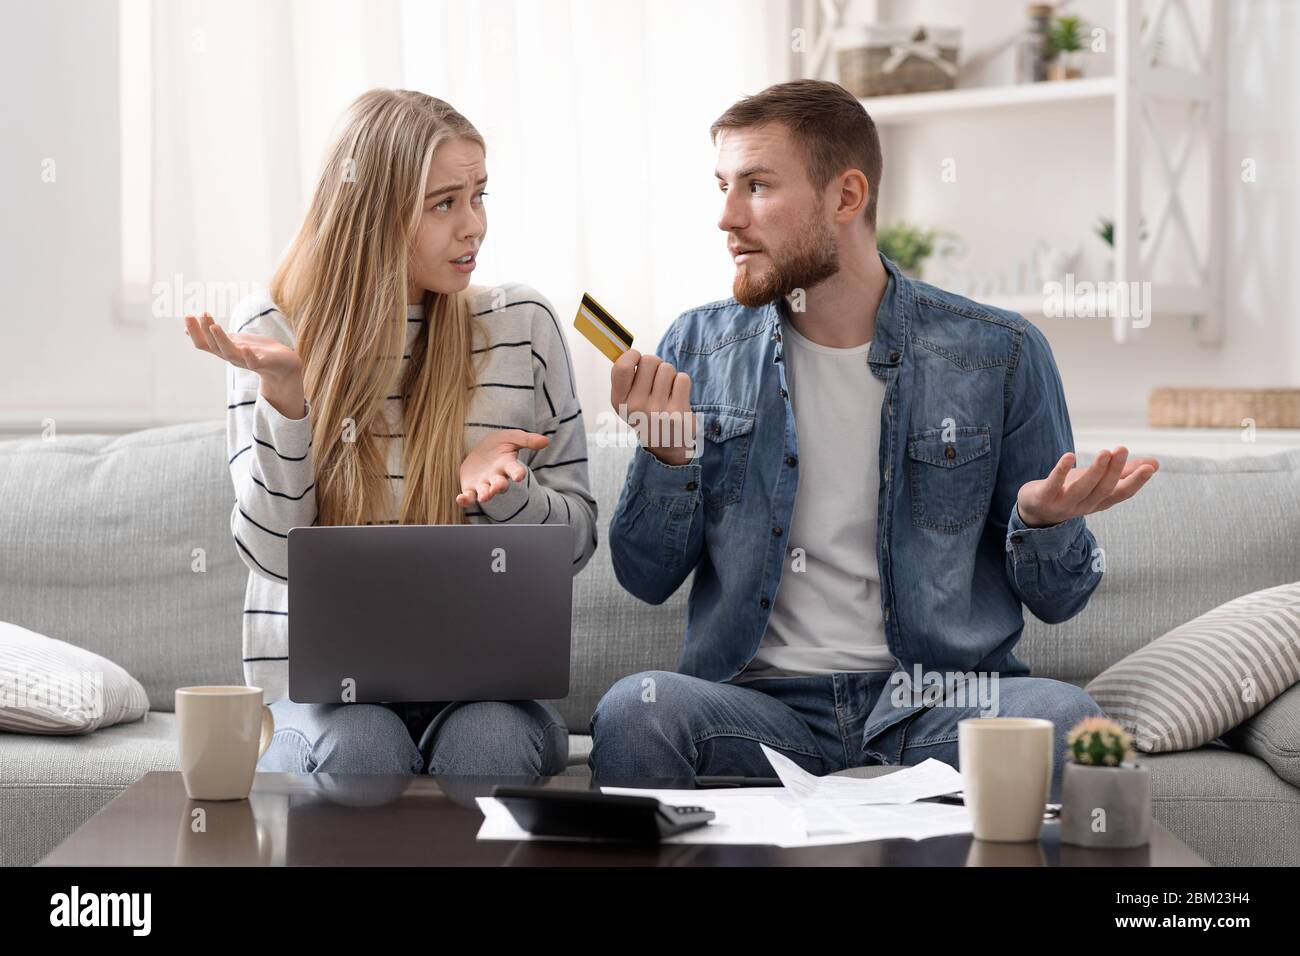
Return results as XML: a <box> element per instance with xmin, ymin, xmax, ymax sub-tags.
<box><xmin>789</xmin><ymin>0</ymin><xmax>1227</xmax><ymax>346</ymax></box>
<box><xmin>860</xmin><ymin>74</ymin><xmax>1118</xmax><ymax>124</ymax></box>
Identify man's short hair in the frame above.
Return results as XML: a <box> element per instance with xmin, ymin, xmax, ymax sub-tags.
<box><xmin>710</xmin><ymin>79</ymin><xmax>883</xmax><ymax>230</ymax></box>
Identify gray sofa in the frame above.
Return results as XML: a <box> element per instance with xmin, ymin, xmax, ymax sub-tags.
<box><xmin>2</xmin><ymin>421</ymin><xmax>1299</xmax><ymax>867</ymax></box>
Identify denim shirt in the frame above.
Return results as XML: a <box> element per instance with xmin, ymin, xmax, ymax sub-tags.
<box><xmin>608</xmin><ymin>252</ymin><xmax>1103</xmax><ymax>746</ymax></box>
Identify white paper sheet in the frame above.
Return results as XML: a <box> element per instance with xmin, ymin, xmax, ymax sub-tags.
<box><xmin>595</xmin><ymin>784</ymin><xmax>974</xmax><ymax>847</ymax></box>
<box><xmin>797</xmin><ymin>801</ymin><xmax>973</xmax><ymax>846</ymax></box>
<box><xmin>757</xmin><ymin>744</ymin><xmax>965</xmax><ymax>805</ymax></box>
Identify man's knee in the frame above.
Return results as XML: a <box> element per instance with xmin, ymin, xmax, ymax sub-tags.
<box><xmin>590</xmin><ymin>670</ymin><xmax>688</xmax><ymax>739</ymax></box>
<box><xmin>998</xmin><ymin>678</ymin><xmax>1106</xmax><ymax>760</ymax></box>
<box><xmin>1033</xmin><ymin>681</ymin><xmax>1104</xmax><ymax>732</ymax></box>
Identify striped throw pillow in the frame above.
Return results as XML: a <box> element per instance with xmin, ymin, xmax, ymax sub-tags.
<box><xmin>1086</xmin><ymin>581</ymin><xmax>1300</xmax><ymax>753</ymax></box>
<box><xmin>0</xmin><ymin>620</ymin><xmax>150</xmax><ymax>733</ymax></box>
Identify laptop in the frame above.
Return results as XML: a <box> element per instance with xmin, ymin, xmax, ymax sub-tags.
<box><xmin>286</xmin><ymin>524</ymin><xmax>573</xmax><ymax>703</ymax></box>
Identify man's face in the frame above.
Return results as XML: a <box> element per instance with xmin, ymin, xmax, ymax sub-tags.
<box><xmin>715</xmin><ymin>123</ymin><xmax>839</xmax><ymax>308</ymax></box>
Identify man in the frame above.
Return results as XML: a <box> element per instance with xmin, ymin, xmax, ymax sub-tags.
<box><xmin>588</xmin><ymin>80</ymin><xmax>1158</xmax><ymax>800</ymax></box>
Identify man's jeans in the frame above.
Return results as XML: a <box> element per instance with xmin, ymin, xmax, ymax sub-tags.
<box><xmin>259</xmin><ymin>698</ymin><xmax>568</xmax><ymax>776</ymax></box>
<box><xmin>589</xmin><ymin>670</ymin><xmax>1104</xmax><ymax>802</ymax></box>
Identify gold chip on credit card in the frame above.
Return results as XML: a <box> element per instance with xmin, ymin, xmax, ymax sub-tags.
<box><xmin>574</xmin><ymin>292</ymin><xmax>634</xmax><ymax>362</ymax></box>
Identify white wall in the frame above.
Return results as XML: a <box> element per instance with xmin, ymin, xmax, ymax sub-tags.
<box><xmin>0</xmin><ymin>0</ymin><xmax>152</xmax><ymax>433</ymax></box>
<box><xmin>1</xmin><ymin>0</ymin><xmax>1296</xmax><ymax>437</ymax></box>
<box><xmin>0</xmin><ymin>0</ymin><xmax>791</xmax><ymax>437</ymax></box>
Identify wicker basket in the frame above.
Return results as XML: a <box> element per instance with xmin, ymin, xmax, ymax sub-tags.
<box><xmin>835</xmin><ymin>24</ymin><xmax>961</xmax><ymax>98</ymax></box>
<box><xmin>1148</xmin><ymin>388</ymin><xmax>1300</xmax><ymax>428</ymax></box>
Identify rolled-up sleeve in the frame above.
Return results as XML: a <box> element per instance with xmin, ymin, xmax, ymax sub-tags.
<box><xmin>225</xmin><ymin>307</ymin><xmax>317</xmax><ymax>584</ymax></box>
<box><xmin>995</xmin><ymin>322</ymin><xmax>1102</xmax><ymax>624</ymax></box>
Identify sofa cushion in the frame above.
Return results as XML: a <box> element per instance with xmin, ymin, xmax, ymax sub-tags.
<box><xmin>0</xmin><ymin>713</ymin><xmax>181</xmax><ymax>866</ymax></box>
<box><xmin>1139</xmin><ymin>746</ymin><xmax>1300</xmax><ymax>866</ymax></box>
<box><xmin>0</xmin><ymin>424</ymin><xmax>246</xmax><ymax>712</ymax></box>
<box><xmin>1222</xmin><ymin>680</ymin><xmax>1300</xmax><ymax>787</ymax></box>
<box><xmin>1085</xmin><ymin>580</ymin><xmax>1300</xmax><ymax>752</ymax></box>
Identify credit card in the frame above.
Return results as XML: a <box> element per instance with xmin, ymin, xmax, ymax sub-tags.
<box><xmin>574</xmin><ymin>292</ymin><xmax>634</xmax><ymax>362</ymax></box>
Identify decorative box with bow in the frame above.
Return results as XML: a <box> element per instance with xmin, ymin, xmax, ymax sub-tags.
<box><xmin>835</xmin><ymin>24</ymin><xmax>962</xmax><ymax>98</ymax></box>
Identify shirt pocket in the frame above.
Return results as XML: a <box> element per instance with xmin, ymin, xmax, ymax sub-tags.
<box><xmin>907</xmin><ymin>425</ymin><xmax>992</xmax><ymax>533</ymax></box>
<box><xmin>695</xmin><ymin>404</ymin><xmax>756</xmax><ymax>511</ymax></box>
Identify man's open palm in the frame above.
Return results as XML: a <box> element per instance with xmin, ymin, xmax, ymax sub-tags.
<box><xmin>1016</xmin><ymin>447</ymin><xmax>1159</xmax><ymax>528</ymax></box>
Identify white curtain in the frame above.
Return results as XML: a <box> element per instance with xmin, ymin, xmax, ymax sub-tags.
<box><xmin>145</xmin><ymin>0</ymin><xmax>790</xmax><ymax>423</ymax></box>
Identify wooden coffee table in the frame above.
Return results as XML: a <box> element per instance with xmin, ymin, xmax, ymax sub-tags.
<box><xmin>38</xmin><ymin>771</ymin><xmax>1207</xmax><ymax>866</ymax></box>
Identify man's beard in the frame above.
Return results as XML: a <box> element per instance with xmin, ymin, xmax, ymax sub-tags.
<box><xmin>732</xmin><ymin>213</ymin><xmax>840</xmax><ymax>308</ymax></box>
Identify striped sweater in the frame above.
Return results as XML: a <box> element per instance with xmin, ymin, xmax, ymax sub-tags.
<box><xmin>225</xmin><ymin>282</ymin><xmax>597</xmax><ymax>704</ymax></box>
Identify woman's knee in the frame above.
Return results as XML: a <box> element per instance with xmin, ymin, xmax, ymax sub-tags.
<box><xmin>426</xmin><ymin>700</ymin><xmax>568</xmax><ymax>776</ymax></box>
<box><xmin>258</xmin><ymin>701</ymin><xmax>421</xmax><ymax>775</ymax></box>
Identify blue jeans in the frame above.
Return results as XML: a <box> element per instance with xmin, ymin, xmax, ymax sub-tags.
<box><xmin>258</xmin><ymin>698</ymin><xmax>569</xmax><ymax>776</ymax></box>
<box><xmin>588</xmin><ymin>671</ymin><xmax>1104</xmax><ymax>802</ymax></box>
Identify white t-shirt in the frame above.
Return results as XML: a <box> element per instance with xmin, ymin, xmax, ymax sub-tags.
<box><xmin>742</xmin><ymin>310</ymin><xmax>895</xmax><ymax>677</ymax></box>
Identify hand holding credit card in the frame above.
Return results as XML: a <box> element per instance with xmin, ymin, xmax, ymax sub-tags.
<box><xmin>577</xmin><ymin>291</ymin><xmax>699</xmax><ymax>467</ymax></box>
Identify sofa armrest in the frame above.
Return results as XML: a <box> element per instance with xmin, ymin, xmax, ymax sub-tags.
<box><xmin>1223</xmin><ymin>681</ymin><xmax>1300</xmax><ymax>787</ymax></box>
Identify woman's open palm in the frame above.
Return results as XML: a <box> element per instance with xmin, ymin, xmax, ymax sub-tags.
<box><xmin>184</xmin><ymin>312</ymin><xmax>302</xmax><ymax>382</ymax></box>
<box><xmin>457</xmin><ymin>429</ymin><xmax>550</xmax><ymax>507</ymax></box>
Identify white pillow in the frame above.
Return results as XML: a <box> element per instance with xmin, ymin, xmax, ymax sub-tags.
<box><xmin>0</xmin><ymin>621</ymin><xmax>150</xmax><ymax>733</ymax></box>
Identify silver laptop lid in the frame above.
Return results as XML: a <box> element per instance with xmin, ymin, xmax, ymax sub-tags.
<box><xmin>287</xmin><ymin>524</ymin><xmax>573</xmax><ymax>704</ymax></box>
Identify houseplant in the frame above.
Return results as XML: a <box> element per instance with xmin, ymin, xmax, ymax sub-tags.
<box><xmin>1059</xmin><ymin>716</ymin><xmax>1152</xmax><ymax>848</ymax></box>
<box><xmin>1046</xmin><ymin>15</ymin><xmax>1087</xmax><ymax>80</ymax></box>
<box><xmin>1094</xmin><ymin>216</ymin><xmax>1149</xmax><ymax>278</ymax></box>
<box><xmin>877</xmin><ymin>222</ymin><xmax>940</xmax><ymax>278</ymax></box>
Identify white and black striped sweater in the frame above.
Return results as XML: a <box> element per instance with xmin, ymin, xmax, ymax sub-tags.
<box><xmin>225</xmin><ymin>282</ymin><xmax>597</xmax><ymax>704</ymax></box>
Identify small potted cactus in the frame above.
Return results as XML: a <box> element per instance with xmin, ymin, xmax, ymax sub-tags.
<box><xmin>1059</xmin><ymin>716</ymin><xmax>1152</xmax><ymax>848</ymax></box>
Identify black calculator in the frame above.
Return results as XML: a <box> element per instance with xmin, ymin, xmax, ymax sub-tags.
<box><xmin>491</xmin><ymin>786</ymin><xmax>716</xmax><ymax>842</ymax></box>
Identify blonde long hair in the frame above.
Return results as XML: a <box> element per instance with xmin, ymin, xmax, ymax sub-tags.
<box><xmin>270</xmin><ymin>89</ymin><xmax>485</xmax><ymax>527</ymax></box>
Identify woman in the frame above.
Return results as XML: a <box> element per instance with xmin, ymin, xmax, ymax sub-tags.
<box><xmin>184</xmin><ymin>89</ymin><xmax>596</xmax><ymax>776</ymax></box>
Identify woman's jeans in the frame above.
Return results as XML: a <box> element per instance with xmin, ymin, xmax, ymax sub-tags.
<box><xmin>258</xmin><ymin>698</ymin><xmax>568</xmax><ymax>776</ymax></box>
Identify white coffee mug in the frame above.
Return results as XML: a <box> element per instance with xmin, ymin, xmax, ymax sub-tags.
<box><xmin>175</xmin><ymin>686</ymin><xmax>274</xmax><ymax>801</ymax></box>
<box><xmin>958</xmin><ymin>716</ymin><xmax>1053</xmax><ymax>842</ymax></box>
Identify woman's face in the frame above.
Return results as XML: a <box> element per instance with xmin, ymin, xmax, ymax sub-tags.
<box><xmin>407</xmin><ymin>137</ymin><xmax>488</xmax><ymax>301</ymax></box>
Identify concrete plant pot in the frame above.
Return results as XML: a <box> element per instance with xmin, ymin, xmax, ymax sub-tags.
<box><xmin>1060</xmin><ymin>762</ymin><xmax>1152</xmax><ymax>848</ymax></box>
